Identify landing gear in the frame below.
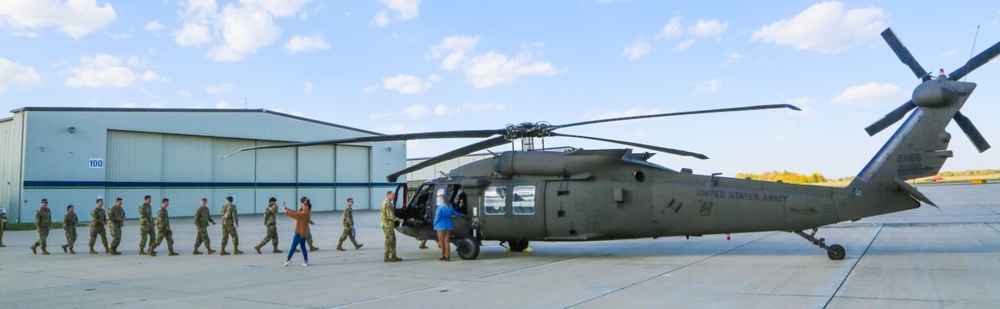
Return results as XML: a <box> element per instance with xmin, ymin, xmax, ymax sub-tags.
<box><xmin>508</xmin><ymin>240</ymin><xmax>529</xmax><ymax>252</ymax></box>
<box><xmin>794</xmin><ymin>229</ymin><xmax>846</xmax><ymax>260</ymax></box>
<box><xmin>457</xmin><ymin>237</ymin><xmax>480</xmax><ymax>260</ymax></box>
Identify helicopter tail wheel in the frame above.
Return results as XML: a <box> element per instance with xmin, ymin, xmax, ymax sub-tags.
<box><xmin>508</xmin><ymin>240</ymin><xmax>529</xmax><ymax>252</ymax></box>
<box><xmin>457</xmin><ymin>237</ymin><xmax>480</xmax><ymax>260</ymax></box>
<box><xmin>794</xmin><ymin>229</ymin><xmax>846</xmax><ymax>260</ymax></box>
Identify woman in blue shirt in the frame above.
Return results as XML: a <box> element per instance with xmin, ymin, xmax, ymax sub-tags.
<box><xmin>433</xmin><ymin>194</ymin><xmax>464</xmax><ymax>261</ymax></box>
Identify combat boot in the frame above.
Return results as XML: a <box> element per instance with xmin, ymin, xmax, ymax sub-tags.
<box><xmin>69</xmin><ymin>247</ymin><xmax>75</xmax><ymax>254</ymax></box>
<box><xmin>355</xmin><ymin>243</ymin><xmax>364</xmax><ymax>250</ymax></box>
<box><xmin>41</xmin><ymin>246</ymin><xmax>50</xmax><ymax>255</ymax></box>
<box><xmin>111</xmin><ymin>245</ymin><xmax>121</xmax><ymax>255</ymax></box>
<box><xmin>104</xmin><ymin>245</ymin><xmax>110</xmax><ymax>254</ymax></box>
<box><xmin>147</xmin><ymin>248</ymin><xmax>156</xmax><ymax>256</ymax></box>
<box><xmin>336</xmin><ymin>243</ymin><xmax>345</xmax><ymax>251</ymax></box>
<box><xmin>208</xmin><ymin>248</ymin><xmax>217</xmax><ymax>254</ymax></box>
<box><xmin>234</xmin><ymin>247</ymin><xmax>244</xmax><ymax>255</ymax></box>
<box><xmin>193</xmin><ymin>249</ymin><xmax>203</xmax><ymax>255</ymax></box>
<box><xmin>89</xmin><ymin>246</ymin><xmax>98</xmax><ymax>254</ymax></box>
<box><xmin>168</xmin><ymin>251</ymin><xmax>179</xmax><ymax>256</ymax></box>
<box><xmin>139</xmin><ymin>246</ymin><xmax>146</xmax><ymax>255</ymax></box>
<box><xmin>254</xmin><ymin>244</ymin><xmax>262</xmax><ymax>254</ymax></box>
<box><xmin>309</xmin><ymin>246</ymin><xmax>319</xmax><ymax>252</ymax></box>
<box><xmin>220</xmin><ymin>249</ymin><xmax>230</xmax><ymax>256</ymax></box>
<box><xmin>62</xmin><ymin>244</ymin><xmax>68</xmax><ymax>253</ymax></box>
<box><xmin>31</xmin><ymin>243</ymin><xmax>38</xmax><ymax>254</ymax></box>
<box><xmin>272</xmin><ymin>244</ymin><xmax>283</xmax><ymax>253</ymax></box>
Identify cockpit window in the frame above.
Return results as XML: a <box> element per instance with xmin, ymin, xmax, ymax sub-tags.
<box><xmin>484</xmin><ymin>186</ymin><xmax>506</xmax><ymax>215</ymax></box>
<box><xmin>512</xmin><ymin>185</ymin><xmax>535</xmax><ymax>215</ymax></box>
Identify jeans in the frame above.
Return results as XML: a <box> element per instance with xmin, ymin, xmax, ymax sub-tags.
<box><xmin>285</xmin><ymin>233</ymin><xmax>308</xmax><ymax>262</ymax></box>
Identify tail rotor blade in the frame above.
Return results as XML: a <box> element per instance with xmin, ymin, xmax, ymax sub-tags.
<box><xmin>865</xmin><ymin>101</ymin><xmax>917</xmax><ymax>136</ymax></box>
<box><xmin>949</xmin><ymin>40</ymin><xmax>1000</xmax><ymax>81</ymax></box>
<box><xmin>953</xmin><ymin>111</ymin><xmax>991</xmax><ymax>152</ymax></box>
<box><xmin>881</xmin><ymin>28</ymin><xmax>929</xmax><ymax>80</ymax></box>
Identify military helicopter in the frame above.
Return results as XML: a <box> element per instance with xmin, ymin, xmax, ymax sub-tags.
<box><xmin>229</xmin><ymin>27</ymin><xmax>997</xmax><ymax>260</ymax></box>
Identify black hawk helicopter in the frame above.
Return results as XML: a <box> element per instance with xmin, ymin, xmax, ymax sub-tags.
<box><xmin>229</xmin><ymin>27</ymin><xmax>997</xmax><ymax>260</ymax></box>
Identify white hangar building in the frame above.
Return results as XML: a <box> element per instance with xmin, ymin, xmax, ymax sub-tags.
<box><xmin>0</xmin><ymin>107</ymin><xmax>406</xmax><ymax>223</ymax></box>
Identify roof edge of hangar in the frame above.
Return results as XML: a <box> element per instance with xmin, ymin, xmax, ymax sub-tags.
<box><xmin>9</xmin><ymin>106</ymin><xmax>384</xmax><ymax>137</ymax></box>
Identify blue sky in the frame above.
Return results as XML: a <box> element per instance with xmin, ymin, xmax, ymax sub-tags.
<box><xmin>2</xmin><ymin>0</ymin><xmax>999</xmax><ymax>179</ymax></box>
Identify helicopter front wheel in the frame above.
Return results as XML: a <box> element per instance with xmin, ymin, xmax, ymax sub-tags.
<box><xmin>457</xmin><ymin>237</ymin><xmax>480</xmax><ymax>260</ymax></box>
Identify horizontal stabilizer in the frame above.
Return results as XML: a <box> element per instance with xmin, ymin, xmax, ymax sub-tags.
<box><xmin>893</xmin><ymin>178</ymin><xmax>937</xmax><ymax>208</ymax></box>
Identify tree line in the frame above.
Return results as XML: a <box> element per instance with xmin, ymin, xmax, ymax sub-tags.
<box><xmin>734</xmin><ymin>169</ymin><xmax>999</xmax><ymax>184</ymax></box>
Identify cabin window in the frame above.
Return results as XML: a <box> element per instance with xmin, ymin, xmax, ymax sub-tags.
<box><xmin>512</xmin><ymin>185</ymin><xmax>535</xmax><ymax>215</ymax></box>
<box><xmin>484</xmin><ymin>186</ymin><xmax>506</xmax><ymax>215</ymax></box>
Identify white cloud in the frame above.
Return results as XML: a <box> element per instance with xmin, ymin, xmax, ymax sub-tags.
<box><xmin>622</xmin><ymin>39</ymin><xmax>653</xmax><ymax>62</ymax></box>
<box><xmin>362</xmin><ymin>84</ymin><xmax>379</xmax><ymax>95</ymax></box>
<box><xmin>371</xmin><ymin>0</ymin><xmax>419</xmax><ymax>26</ymax></box>
<box><xmin>751</xmin><ymin>1</ymin><xmax>885</xmax><ymax>54</ymax></box>
<box><xmin>303</xmin><ymin>81</ymin><xmax>313</xmax><ymax>92</ymax></box>
<box><xmin>400</xmin><ymin>103</ymin><xmax>429</xmax><ymax>119</ymax></box>
<box><xmin>657</xmin><ymin>16</ymin><xmax>682</xmax><ymax>40</ymax></box>
<box><xmin>173</xmin><ymin>0</ymin><xmax>309</xmax><ymax>61</ymax></box>
<box><xmin>285</xmin><ymin>32</ymin><xmax>330</xmax><ymax>54</ymax></box>
<box><xmin>371</xmin><ymin>10</ymin><xmax>389</xmax><ymax>27</ymax></box>
<box><xmin>693</xmin><ymin>78</ymin><xmax>723</xmax><ymax>94</ymax></box>
<box><xmin>430</xmin><ymin>35</ymin><xmax>480</xmax><ymax>70</ymax></box>
<box><xmin>205</xmin><ymin>82</ymin><xmax>234</xmax><ymax>94</ymax></box>
<box><xmin>941</xmin><ymin>49</ymin><xmax>959</xmax><ymax>57</ymax></box>
<box><xmin>369</xmin><ymin>111</ymin><xmax>393</xmax><ymax>120</ymax></box>
<box><xmin>431</xmin><ymin>36</ymin><xmax>559</xmax><ymax>88</ymax></box>
<box><xmin>723</xmin><ymin>53</ymin><xmax>744</xmax><ymax>66</ymax></box>
<box><xmin>674</xmin><ymin>39</ymin><xmax>696</xmax><ymax>51</ymax></box>
<box><xmin>831</xmin><ymin>82</ymin><xmax>902</xmax><ymax>106</ymax></box>
<box><xmin>145</xmin><ymin>21</ymin><xmax>164</xmax><ymax>31</ymax></box>
<box><xmin>178</xmin><ymin>89</ymin><xmax>191</xmax><ymax>97</ymax></box>
<box><xmin>216</xmin><ymin>101</ymin><xmax>235</xmax><ymax>108</ymax></box>
<box><xmin>382</xmin><ymin>74</ymin><xmax>435</xmax><ymax>94</ymax></box>
<box><xmin>690</xmin><ymin>19</ymin><xmax>728</xmax><ymax>38</ymax></box>
<box><xmin>432</xmin><ymin>102</ymin><xmax>507</xmax><ymax>116</ymax></box>
<box><xmin>65</xmin><ymin>54</ymin><xmax>165</xmax><ymax>88</ymax></box>
<box><xmin>0</xmin><ymin>0</ymin><xmax>117</xmax><ymax>39</ymax></box>
<box><xmin>0</xmin><ymin>58</ymin><xmax>42</xmax><ymax>92</ymax></box>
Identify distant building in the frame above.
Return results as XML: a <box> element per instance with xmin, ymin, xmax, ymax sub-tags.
<box><xmin>0</xmin><ymin>107</ymin><xmax>405</xmax><ymax>223</ymax></box>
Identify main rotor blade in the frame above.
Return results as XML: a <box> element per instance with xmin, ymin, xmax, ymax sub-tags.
<box><xmin>222</xmin><ymin>129</ymin><xmax>503</xmax><ymax>158</ymax></box>
<box><xmin>953</xmin><ymin>111</ymin><xmax>992</xmax><ymax>152</ymax></box>
<box><xmin>550</xmin><ymin>104</ymin><xmax>800</xmax><ymax>131</ymax></box>
<box><xmin>949</xmin><ymin>39</ymin><xmax>1000</xmax><ymax>81</ymax></box>
<box><xmin>385</xmin><ymin>136</ymin><xmax>511</xmax><ymax>182</ymax></box>
<box><xmin>864</xmin><ymin>100</ymin><xmax>916</xmax><ymax>136</ymax></box>
<box><xmin>881</xmin><ymin>28</ymin><xmax>929</xmax><ymax>80</ymax></box>
<box><xmin>550</xmin><ymin>132</ymin><xmax>708</xmax><ymax>160</ymax></box>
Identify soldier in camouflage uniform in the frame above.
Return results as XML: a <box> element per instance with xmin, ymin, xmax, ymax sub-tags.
<box><xmin>220</xmin><ymin>196</ymin><xmax>243</xmax><ymax>255</ymax></box>
<box><xmin>138</xmin><ymin>195</ymin><xmax>156</xmax><ymax>255</ymax></box>
<box><xmin>192</xmin><ymin>198</ymin><xmax>216</xmax><ymax>254</ymax></box>
<box><xmin>255</xmin><ymin>197</ymin><xmax>282</xmax><ymax>254</ymax></box>
<box><xmin>337</xmin><ymin>197</ymin><xmax>363</xmax><ymax>251</ymax></box>
<box><xmin>89</xmin><ymin>197</ymin><xmax>109</xmax><ymax>254</ymax></box>
<box><xmin>108</xmin><ymin>198</ymin><xmax>125</xmax><ymax>255</ymax></box>
<box><xmin>31</xmin><ymin>198</ymin><xmax>52</xmax><ymax>255</ymax></box>
<box><xmin>149</xmin><ymin>198</ymin><xmax>178</xmax><ymax>256</ymax></box>
<box><xmin>62</xmin><ymin>205</ymin><xmax>78</xmax><ymax>254</ymax></box>
<box><xmin>381</xmin><ymin>191</ymin><xmax>404</xmax><ymax>262</ymax></box>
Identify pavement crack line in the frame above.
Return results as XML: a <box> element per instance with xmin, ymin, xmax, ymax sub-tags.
<box><xmin>566</xmin><ymin>231</ymin><xmax>779</xmax><ymax>308</ymax></box>
<box><xmin>822</xmin><ymin>223</ymin><xmax>883</xmax><ymax>309</ymax></box>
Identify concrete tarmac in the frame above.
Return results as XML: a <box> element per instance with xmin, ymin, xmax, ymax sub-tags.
<box><xmin>1</xmin><ymin>183</ymin><xmax>999</xmax><ymax>308</ymax></box>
